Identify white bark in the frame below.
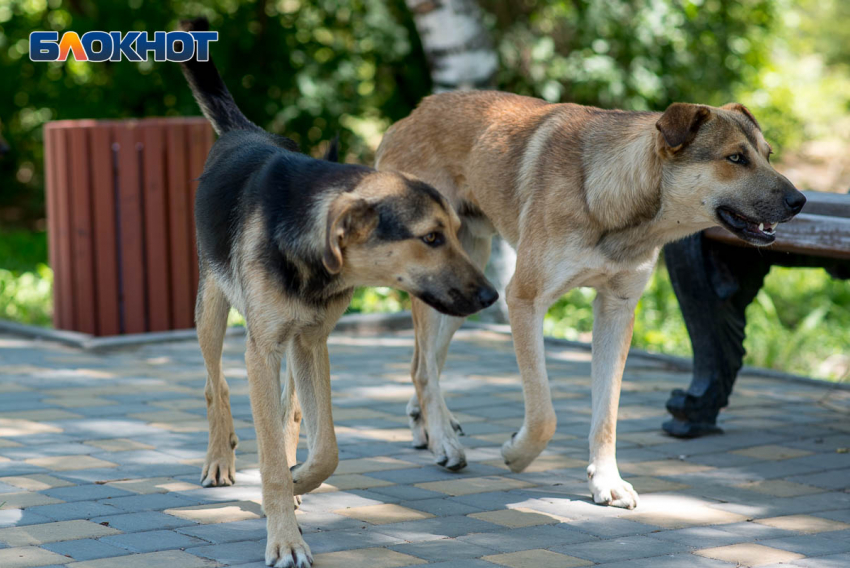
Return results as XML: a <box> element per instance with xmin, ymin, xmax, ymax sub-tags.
<box><xmin>406</xmin><ymin>0</ymin><xmax>513</xmax><ymax>322</ymax></box>
<box><xmin>406</xmin><ymin>0</ymin><xmax>499</xmax><ymax>91</ymax></box>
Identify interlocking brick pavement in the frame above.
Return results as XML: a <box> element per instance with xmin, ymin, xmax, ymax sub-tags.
<box><xmin>0</xmin><ymin>327</ymin><xmax>849</xmax><ymax>567</ymax></box>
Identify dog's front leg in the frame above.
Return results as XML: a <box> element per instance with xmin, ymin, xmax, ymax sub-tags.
<box><xmin>289</xmin><ymin>336</ymin><xmax>339</xmax><ymax>494</ymax></box>
<box><xmin>500</xmin><ymin>289</ymin><xmax>557</xmax><ymax>472</ymax></box>
<box><xmin>586</xmin><ymin>289</ymin><xmax>640</xmax><ymax>509</ymax></box>
<box><xmin>246</xmin><ymin>338</ymin><xmax>312</xmax><ymax>568</ymax></box>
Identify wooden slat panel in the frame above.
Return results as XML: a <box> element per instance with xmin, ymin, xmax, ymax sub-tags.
<box><xmin>43</xmin><ymin>125</ymin><xmax>63</xmax><ymax>329</ymax></box>
<box><xmin>89</xmin><ymin>125</ymin><xmax>120</xmax><ymax>336</ymax></box>
<box><xmin>166</xmin><ymin>124</ymin><xmax>194</xmax><ymax>329</ymax></box>
<box><xmin>186</xmin><ymin>121</ymin><xmax>208</xmax><ymax>307</ymax></box>
<box><xmin>141</xmin><ymin>121</ymin><xmax>171</xmax><ymax>332</ymax></box>
<box><xmin>51</xmin><ymin>127</ymin><xmax>75</xmax><ymax>330</ymax></box>
<box><xmin>115</xmin><ymin>123</ymin><xmax>147</xmax><ymax>333</ymax></box>
<box><xmin>68</xmin><ymin>127</ymin><xmax>96</xmax><ymax>334</ymax></box>
<box><xmin>705</xmin><ymin>213</ymin><xmax>850</xmax><ymax>260</ymax></box>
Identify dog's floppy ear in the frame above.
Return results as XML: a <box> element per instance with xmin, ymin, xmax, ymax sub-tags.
<box><xmin>721</xmin><ymin>102</ymin><xmax>761</xmax><ymax>131</ymax></box>
<box><xmin>656</xmin><ymin>103</ymin><xmax>711</xmax><ymax>152</ymax></box>
<box><xmin>323</xmin><ymin>194</ymin><xmax>377</xmax><ymax>274</ymax></box>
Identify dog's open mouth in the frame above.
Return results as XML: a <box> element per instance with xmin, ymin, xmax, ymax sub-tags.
<box><xmin>716</xmin><ymin>206</ymin><xmax>778</xmax><ymax>245</ymax></box>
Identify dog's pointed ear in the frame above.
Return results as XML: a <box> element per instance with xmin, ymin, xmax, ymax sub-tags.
<box><xmin>656</xmin><ymin>103</ymin><xmax>711</xmax><ymax>152</ymax></box>
<box><xmin>721</xmin><ymin>102</ymin><xmax>761</xmax><ymax>131</ymax></box>
<box><xmin>323</xmin><ymin>194</ymin><xmax>377</xmax><ymax>275</ymax></box>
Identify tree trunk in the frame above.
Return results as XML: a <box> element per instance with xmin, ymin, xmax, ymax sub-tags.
<box><xmin>406</xmin><ymin>0</ymin><xmax>514</xmax><ymax>321</ymax></box>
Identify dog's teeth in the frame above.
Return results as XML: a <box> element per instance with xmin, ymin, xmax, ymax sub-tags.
<box><xmin>759</xmin><ymin>222</ymin><xmax>764</xmax><ymax>232</ymax></box>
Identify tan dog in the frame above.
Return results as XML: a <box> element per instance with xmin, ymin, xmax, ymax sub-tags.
<box><xmin>180</xmin><ymin>19</ymin><xmax>496</xmax><ymax>568</ymax></box>
<box><xmin>376</xmin><ymin>90</ymin><xmax>805</xmax><ymax>507</ymax></box>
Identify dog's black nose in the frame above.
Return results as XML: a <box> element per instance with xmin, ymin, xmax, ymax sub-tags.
<box><xmin>477</xmin><ymin>286</ymin><xmax>499</xmax><ymax>308</ymax></box>
<box><xmin>785</xmin><ymin>191</ymin><xmax>806</xmax><ymax>215</ymax></box>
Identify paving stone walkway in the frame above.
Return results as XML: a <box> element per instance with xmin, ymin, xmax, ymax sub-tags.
<box><xmin>1</xmin><ymin>326</ymin><xmax>849</xmax><ymax>568</ymax></box>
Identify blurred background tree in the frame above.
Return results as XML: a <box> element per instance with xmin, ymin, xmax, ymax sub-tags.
<box><xmin>0</xmin><ymin>0</ymin><xmax>848</xmax><ymax>380</ymax></box>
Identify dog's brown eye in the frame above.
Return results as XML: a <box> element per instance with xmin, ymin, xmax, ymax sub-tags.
<box><xmin>421</xmin><ymin>232</ymin><xmax>444</xmax><ymax>247</ymax></box>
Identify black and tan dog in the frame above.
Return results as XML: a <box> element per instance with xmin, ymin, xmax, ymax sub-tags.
<box><xmin>179</xmin><ymin>19</ymin><xmax>497</xmax><ymax>568</ymax></box>
<box><xmin>376</xmin><ymin>91</ymin><xmax>805</xmax><ymax>507</ymax></box>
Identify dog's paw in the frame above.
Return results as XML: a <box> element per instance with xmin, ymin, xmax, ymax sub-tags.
<box><xmin>201</xmin><ymin>430</ymin><xmax>238</xmax><ymax>487</ymax></box>
<box><xmin>200</xmin><ymin>451</ymin><xmax>236</xmax><ymax>487</ymax></box>
<box><xmin>265</xmin><ymin>532</ymin><xmax>312</xmax><ymax>568</ymax></box>
<box><xmin>432</xmin><ymin>427</ymin><xmax>467</xmax><ymax>471</ymax></box>
<box><xmin>587</xmin><ymin>463</ymin><xmax>639</xmax><ymax>509</ymax></box>
<box><xmin>407</xmin><ymin>399</ymin><xmax>429</xmax><ymax>450</ymax></box>
<box><xmin>500</xmin><ymin>429</ymin><xmax>549</xmax><ymax>473</ymax></box>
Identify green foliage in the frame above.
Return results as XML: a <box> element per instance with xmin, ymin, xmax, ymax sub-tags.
<box><xmin>543</xmin><ymin>265</ymin><xmax>850</xmax><ymax>383</ymax></box>
<box><xmin>0</xmin><ymin>264</ymin><xmax>52</xmax><ymax>326</ymax></box>
<box><xmin>0</xmin><ymin>0</ymin><xmax>429</xmax><ymax>224</ymax></box>
<box><xmin>744</xmin><ymin>268</ymin><xmax>850</xmax><ymax>381</ymax></box>
<box><xmin>480</xmin><ymin>0</ymin><xmax>776</xmax><ymax>111</ymax></box>
<box><xmin>0</xmin><ymin>229</ymin><xmax>52</xmax><ymax>326</ymax></box>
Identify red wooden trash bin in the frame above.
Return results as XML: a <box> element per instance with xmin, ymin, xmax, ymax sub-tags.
<box><xmin>44</xmin><ymin>117</ymin><xmax>214</xmax><ymax>336</ymax></box>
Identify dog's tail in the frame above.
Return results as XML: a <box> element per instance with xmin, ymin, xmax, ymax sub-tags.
<box><xmin>178</xmin><ymin>17</ymin><xmax>259</xmax><ymax>136</ymax></box>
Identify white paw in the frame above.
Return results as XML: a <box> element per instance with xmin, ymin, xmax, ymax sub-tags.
<box><xmin>587</xmin><ymin>463</ymin><xmax>639</xmax><ymax>509</ymax></box>
<box><xmin>265</xmin><ymin>533</ymin><xmax>312</xmax><ymax>568</ymax></box>
<box><xmin>500</xmin><ymin>429</ymin><xmax>550</xmax><ymax>473</ymax></box>
<box><xmin>293</xmin><ymin>494</ymin><xmax>302</xmax><ymax>509</ymax></box>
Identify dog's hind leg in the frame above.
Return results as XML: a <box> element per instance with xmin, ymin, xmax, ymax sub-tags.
<box><xmin>408</xmin><ymin>229</ymin><xmax>492</xmax><ymax>470</ymax></box>
<box><xmin>586</xmin><ymin>284</ymin><xmax>645</xmax><ymax>510</ymax></box>
<box><xmin>409</xmin><ymin>299</ymin><xmax>467</xmax><ymax>468</ymax></box>
<box><xmin>280</xmin><ymin>363</ymin><xmax>303</xmax><ymax>508</ymax></box>
<box><xmin>289</xmin><ymin>331</ymin><xmax>339</xmax><ymax>494</ymax></box>
<box><xmin>197</xmin><ymin>274</ymin><xmax>238</xmax><ymax>487</ymax></box>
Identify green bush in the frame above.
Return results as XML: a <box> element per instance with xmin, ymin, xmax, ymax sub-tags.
<box><xmin>0</xmin><ymin>263</ymin><xmax>52</xmax><ymax>326</ymax></box>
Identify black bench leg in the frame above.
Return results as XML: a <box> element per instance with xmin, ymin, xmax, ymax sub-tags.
<box><xmin>662</xmin><ymin>233</ymin><xmax>771</xmax><ymax>438</ymax></box>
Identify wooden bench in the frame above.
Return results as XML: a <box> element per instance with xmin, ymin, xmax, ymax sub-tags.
<box><xmin>661</xmin><ymin>191</ymin><xmax>850</xmax><ymax>437</ymax></box>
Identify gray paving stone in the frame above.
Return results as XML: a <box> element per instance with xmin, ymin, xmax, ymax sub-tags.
<box><xmin>790</xmin><ymin>553</ymin><xmax>850</xmax><ymax>567</ymax></box>
<box><xmin>28</xmin><ymin>500</ymin><xmax>124</xmax><ymax>521</ymax></box>
<box><xmin>177</xmin><ymin>519</ymin><xmax>268</xmax><ymax>544</ymax></box>
<box><xmin>389</xmin><ymin>538</ymin><xmax>497</xmax><ymax>561</ymax></box>
<box><xmin>457</xmin><ymin>525</ymin><xmax>598</xmax><ymax>553</ymax></box>
<box><xmin>0</xmin><ymin>508</ymin><xmax>55</xmax><ymax>528</ymax></box>
<box><xmin>186</xmin><ymin>540</ymin><xmax>266</xmax><ymax>565</ymax></box>
<box><xmin>567</xmin><ymin>517</ymin><xmax>661</xmax><ymax>538</ymax></box>
<box><xmin>646</xmin><ymin>525</ymin><xmax>752</xmax><ymax>548</ymax></box>
<box><xmin>370</xmin><ymin>515</ymin><xmax>503</xmax><ymax>543</ymax></box>
<box><xmin>595</xmin><ymin>552</ymin><xmax>744</xmax><ymax>567</ymax></box>
<box><xmin>299</xmin><ymin>527</ymin><xmax>406</xmax><ymax>554</ymax></box>
<box><xmin>787</xmin><ymin>469</ymin><xmax>850</xmax><ymax>491</ymax></box>
<box><xmin>98</xmin><ymin>492</ymin><xmax>198</xmax><ymax>512</ymax></box>
<box><xmin>43</xmin><ymin>484</ymin><xmax>135</xmax><ymax>502</ymax></box>
<box><xmin>102</xmin><ymin>529</ymin><xmax>209</xmax><ymax>553</ymax></box>
<box><xmin>760</xmin><ymin>534</ymin><xmax>850</xmax><ymax>557</ymax></box>
<box><xmin>92</xmin><ymin>511</ymin><xmax>199</xmax><ymax>532</ymax></box>
<box><xmin>416</xmin><ymin>560</ymin><xmax>501</xmax><ymax>568</ymax></box>
<box><xmin>550</xmin><ymin>534</ymin><xmax>692</xmax><ymax>563</ymax></box>
<box><xmin>366</xmin><ymin>484</ymin><xmax>445</xmax><ymax>501</ymax></box>
<box><xmin>42</xmin><ymin>538</ymin><xmax>132</xmax><ymax>561</ymax></box>
<box><xmin>398</xmin><ymin>498</ymin><xmax>485</xmax><ymax>517</ymax></box>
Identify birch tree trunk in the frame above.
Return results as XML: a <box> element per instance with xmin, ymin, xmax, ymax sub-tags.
<box><xmin>406</xmin><ymin>0</ymin><xmax>515</xmax><ymax>321</ymax></box>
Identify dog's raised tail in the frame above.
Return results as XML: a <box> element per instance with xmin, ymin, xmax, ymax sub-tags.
<box><xmin>178</xmin><ymin>17</ymin><xmax>258</xmax><ymax>135</ymax></box>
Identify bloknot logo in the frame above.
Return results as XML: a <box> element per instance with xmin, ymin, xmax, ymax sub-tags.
<box><xmin>29</xmin><ymin>31</ymin><xmax>218</xmax><ymax>62</ymax></box>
